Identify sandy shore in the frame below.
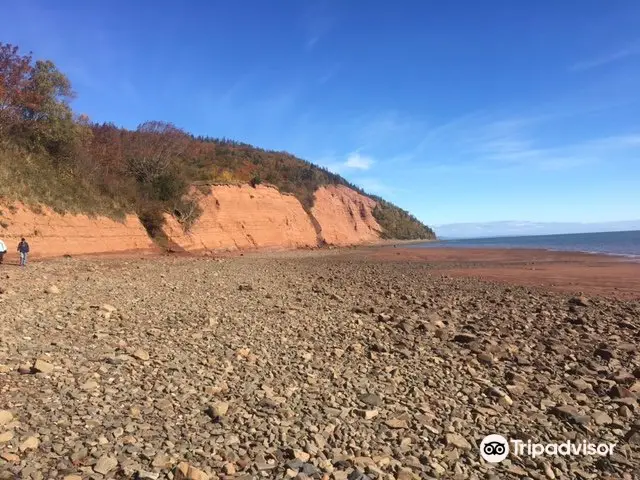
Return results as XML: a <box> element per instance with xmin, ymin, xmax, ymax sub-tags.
<box><xmin>366</xmin><ymin>246</ymin><xmax>640</xmax><ymax>300</ymax></box>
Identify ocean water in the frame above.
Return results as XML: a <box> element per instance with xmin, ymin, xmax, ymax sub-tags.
<box><xmin>409</xmin><ymin>230</ymin><xmax>640</xmax><ymax>258</ymax></box>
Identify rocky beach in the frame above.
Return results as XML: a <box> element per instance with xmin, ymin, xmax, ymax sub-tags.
<box><xmin>0</xmin><ymin>248</ymin><xmax>638</xmax><ymax>479</ymax></box>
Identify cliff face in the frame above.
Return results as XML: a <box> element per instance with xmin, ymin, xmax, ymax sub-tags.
<box><xmin>312</xmin><ymin>185</ymin><xmax>382</xmax><ymax>245</ymax></box>
<box><xmin>163</xmin><ymin>184</ymin><xmax>383</xmax><ymax>252</ymax></box>
<box><xmin>0</xmin><ymin>204</ymin><xmax>157</xmax><ymax>258</ymax></box>
<box><xmin>162</xmin><ymin>184</ymin><xmax>318</xmax><ymax>252</ymax></box>
<box><xmin>0</xmin><ymin>184</ymin><xmax>387</xmax><ymax>259</ymax></box>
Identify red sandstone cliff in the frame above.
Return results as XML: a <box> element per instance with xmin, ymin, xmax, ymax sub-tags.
<box><xmin>0</xmin><ymin>183</ymin><xmax>385</xmax><ymax>259</ymax></box>
<box><xmin>0</xmin><ymin>204</ymin><xmax>157</xmax><ymax>258</ymax></box>
<box><xmin>162</xmin><ymin>184</ymin><xmax>318</xmax><ymax>252</ymax></box>
<box><xmin>312</xmin><ymin>185</ymin><xmax>381</xmax><ymax>245</ymax></box>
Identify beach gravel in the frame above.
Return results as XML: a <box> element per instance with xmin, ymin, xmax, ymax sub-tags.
<box><xmin>0</xmin><ymin>251</ymin><xmax>638</xmax><ymax>479</ymax></box>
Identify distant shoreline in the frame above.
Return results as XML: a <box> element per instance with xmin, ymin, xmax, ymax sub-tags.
<box><xmin>365</xmin><ymin>245</ymin><xmax>640</xmax><ymax>300</ymax></box>
<box><xmin>404</xmin><ymin>229</ymin><xmax>640</xmax><ymax>259</ymax></box>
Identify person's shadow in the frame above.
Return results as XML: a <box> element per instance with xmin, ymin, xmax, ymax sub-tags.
<box><xmin>0</xmin><ymin>257</ymin><xmax>24</xmax><ymax>267</ymax></box>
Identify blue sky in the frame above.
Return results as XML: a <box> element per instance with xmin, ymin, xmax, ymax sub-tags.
<box><xmin>3</xmin><ymin>0</ymin><xmax>640</xmax><ymax>232</ymax></box>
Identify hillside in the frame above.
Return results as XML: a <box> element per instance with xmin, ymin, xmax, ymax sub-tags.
<box><xmin>0</xmin><ymin>43</ymin><xmax>434</xmax><ymax>255</ymax></box>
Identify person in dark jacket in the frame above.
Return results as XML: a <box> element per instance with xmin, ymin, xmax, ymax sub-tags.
<box><xmin>17</xmin><ymin>238</ymin><xmax>29</xmax><ymax>267</ymax></box>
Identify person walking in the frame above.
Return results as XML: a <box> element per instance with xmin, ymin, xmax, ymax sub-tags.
<box><xmin>0</xmin><ymin>238</ymin><xmax>6</xmax><ymax>264</ymax></box>
<box><xmin>17</xmin><ymin>237</ymin><xmax>29</xmax><ymax>267</ymax></box>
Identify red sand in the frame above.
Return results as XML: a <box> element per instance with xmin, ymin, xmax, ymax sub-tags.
<box><xmin>369</xmin><ymin>247</ymin><xmax>640</xmax><ymax>300</ymax></box>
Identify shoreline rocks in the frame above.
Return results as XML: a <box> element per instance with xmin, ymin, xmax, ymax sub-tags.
<box><xmin>0</xmin><ymin>252</ymin><xmax>637</xmax><ymax>479</ymax></box>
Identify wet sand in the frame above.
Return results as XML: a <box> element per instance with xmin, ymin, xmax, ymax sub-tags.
<box><xmin>368</xmin><ymin>247</ymin><xmax>640</xmax><ymax>300</ymax></box>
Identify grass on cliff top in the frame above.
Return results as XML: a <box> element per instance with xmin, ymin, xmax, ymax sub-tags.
<box><xmin>0</xmin><ymin>144</ymin><xmax>129</xmax><ymax>221</ymax></box>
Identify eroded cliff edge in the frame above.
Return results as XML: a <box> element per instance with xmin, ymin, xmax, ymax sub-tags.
<box><xmin>0</xmin><ymin>204</ymin><xmax>158</xmax><ymax>258</ymax></box>
<box><xmin>0</xmin><ymin>183</ymin><xmax>397</xmax><ymax>258</ymax></box>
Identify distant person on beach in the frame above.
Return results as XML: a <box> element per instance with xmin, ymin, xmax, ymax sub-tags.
<box><xmin>17</xmin><ymin>238</ymin><xmax>29</xmax><ymax>267</ymax></box>
<box><xmin>0</xmin><ymin>239</ymin><xmax>6</xmax><ymax>264</ymax></box>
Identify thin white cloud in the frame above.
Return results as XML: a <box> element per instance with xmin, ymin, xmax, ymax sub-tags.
<box><xmin>306</xmin><ymin>36</ymin><xmax>320</xmax><ymax>50</ymax></box>
<box><xmin>344</xmin><ymin>152</ymin><xmax>373</xmax><ymax>170</ymax></box>
<box><xmin>321</xmin><ymin>151</ymin><xmax>375</xmax><ymax>174</ymax></box>
<box><xmin>317</xmin><ymin>64</ymin><xmax>341</xmax><ymax>85</ymax></box>
<box><xmin>302</xmin><ymin>0</ymin><xmax>336</xmax><ymax>51</ymax></box>
<box><xmin>570</xmin><ymin>43</ymin><xmax>640</xmax><ymax>71</ymax></box>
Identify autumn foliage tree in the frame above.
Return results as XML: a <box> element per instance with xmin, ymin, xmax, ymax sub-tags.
<box><xmin>0</xmin><ymin>44</ymin><xmax>37</xmax><ymax>137</ymax></box>
<box><xmin>0</xmin><ymin>43</ymin><xmax>89</xmax><ymax>161</ymax></box>
<box><xmin>0</xmin><ymin>42</ymin><xmax>435</xmax><ymax>242</ymax></box>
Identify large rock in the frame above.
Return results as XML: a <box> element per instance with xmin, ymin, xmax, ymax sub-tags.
<box><xmin>0</xmin><ymin>411</ymin><xmax>13</xmax><ymax>427</ymax></box>
<box><xmin>33</xmin><ymin>359</ymin><xmax>54</xmax><ymax>374</ymax></box>
<box><xmin>93</xmin><ymin>455</ymin><xmax>118</xmax><ymax>474</ymax></box>
<box><xmin>174</xmin><ymin>462</ymin><xmax>209</xmax><ymax>480</ymax></box>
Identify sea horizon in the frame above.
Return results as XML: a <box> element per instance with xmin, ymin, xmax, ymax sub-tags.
<box><xmin>438</xmin><ymin>228</ymin><xmax>640</xmax><ymax>240</ymax></box>
<box><xmin>413</xmin><ymin>229</ymin><xmax>640</xmax><ymax>258</ymax></box>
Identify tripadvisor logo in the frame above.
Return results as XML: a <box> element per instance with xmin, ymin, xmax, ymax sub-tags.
<box><xmin>480</xmin><ymin>434</ymin><xmax>616</xmax><ymax>463</ymax></box>
<box><xmin>480</xmin><ymin>434</ymin><xmax>509</xmax><ymax>463</ymax></box>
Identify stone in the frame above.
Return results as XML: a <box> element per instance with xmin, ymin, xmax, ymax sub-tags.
<box><xmin>619</xmin><ymin>405</ymin><xmax>632</xmax><ymax>419</ymax></box>
<box><xmin>477</xmin><ymin>353</ymin><xmax>494</xmax><ymax>364</ymax></box>
<box><xmin>357</xmin><ymin>409</ymin><xmax>379</xmax><ymax>420</ymax></box>
<box><xmin>397</xmin><ymin>469</ymin><xmax>417</xmax><ymax>480</ymax></box>
<box><xmin>0</xmin><ymin>431</ymin><xmax>14</xmax><ymax>442</ymax></box>
<box><xmin>207</xmin><ymin>401</ymin><xmax>229</xmax><ymax>418</ymax></box>
<box><xmin>152</xmin><ymin>454</ymin><xmax>175</xmax><ymax>468</ymax></box>
<box><xmin>19</xmin><ymin>436</ymin><xmax>39</xmax><ymax>451</ymax></box>
<box><xmin>101</xmin><ymin>304</ymin><xmax>117</xmax><ymax>312</ymax></box>
<box><xmin>592</xmin><ymin>411</ymin><xmax>612</xmax><ymax>425</ymax></box>
<box><xmin>569</xmin><ymin>296</ymin><xmax>589</xmax><ymax>307</ymax></box>
<box><xmin>255</xmin><ymin>454</ymin><xmax>278</xmax><ymax>471</ymax></box>
<box><xmin>445</xmin><ymin>433</ymin><xmax>472</xmax><ymax>450</ymax></box>
<box><xmin>570</xmin><ymin>378</ymin><xmax>592</xmax><ymax>391</ymax></box>
<box><xmin>294</xmin><ymin>450</ymin><xmax>311</xmax><ymax>462</ymax></box>
<box><xmin>0</xmin><ymin>411</ymin><xmax>13</xmax><ymax>426</ymax></box>
<box><xmin>358</xmin><ymin>393</ymin><xmax>382</xmax><ymax>406</ymax></box>
<box><xmin>81</xmin><ymin>379</ymin><xmax>99</xmax><ymax>390</ymax></box>
<box><xmin>45</xmin><ymin>285</ymin><xmax>61</xmax><ymax>294</ymax></box>
<box><xmin>551</xmin><ymin>405</ymin><xmax>590</xmax><ymax>425</ymax></box>
<box><xmin>223</xmin><ymin>463</ymin><xmax>236</xmax><ymax>475</ymax></box>
<box><xmin>385</xmin><ymin>418</ymin><xmax>409</xmax><ymax>429</ymax></box>
<box><xmin>453</xmin><ymin>333</ymin><xmax>477</xmax><ymax>344</ymax></box>
<box><xmin>62</xmin><ymin>476</ymin><xmax>82</xmax><ymax>480</ymax></box>
<box><xmin>133</xmin><ymin>349</ymin><xmax>150</xmax><ymax>361</ymax></box>
<box><xmin>595</xmin><ymin>348</ymin><xmax>614</xmax><ymax>361</ymax></box>
<box><xmin>0</xmin><ymin>452</ymin><xmax>19</xmax><ymax>463</ymax></box>
<box><xmin>610</xmin><ymin>385</ymin><xmax>634</xmax><ymax>398</ymax></box>
<box><xmin>93</xmin><ymin>455</ymin><xmax>118</xmax><ymax>474</ymax></box>
<box><xmin>136</xmin><ymin>472</ymin><xmax>159</xmax><ymax>480</ymax></box>
<box><xmin>33</xmin><ymin>359</ymin><xmax>54</xmax><ymax>374</ymax></box>
<box><xmin>543</xmin><ymin>462</ymin><xmax>556</xmax><ymax>479</ymax></box>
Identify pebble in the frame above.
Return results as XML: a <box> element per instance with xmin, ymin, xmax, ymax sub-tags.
<box><xmin>174</xmin><ymin>462</ymin><xmax>210</xmax><ymax>480</ymax></box>
<box><xmin>385</xmin><ymin>418</ymin><xmax>409</xmax><ymax>429</ymax></box>
<box><xmin>133</xmin><ymin>349</ymin><xmax>150</xmax><ymax>361</ymax></box>
<box><xmin>445</xmin><ymin>433</ymin><xmax>472</xmax><ymax>450</ymax></box>
<box><xmin>19</xmin><ymin>436</ymin><xmax>40</xmax><ymax>451</ymax></box>
<box><xmin>93</xmin><ymin>455</ymin><xmax>118</xmax><ymax>474</ymax></box>
<box><xmin>0</xmin><ymin>452</ymin><xmax>19</xmax><ymax>463</ymax></box>
<box><xmin>33</xmin><ymin>359</ymin><xmax>54</xmax><ymax>374</ymax></box>
<box><xmin>45</xmin><ymin>285</ymin><xmax>61</xmax><ymax>294</ymax></box>
<box><xmin>0</xmin><ymin>411</ymin><xmax>13</xmax><ymax>426</ymax></box>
